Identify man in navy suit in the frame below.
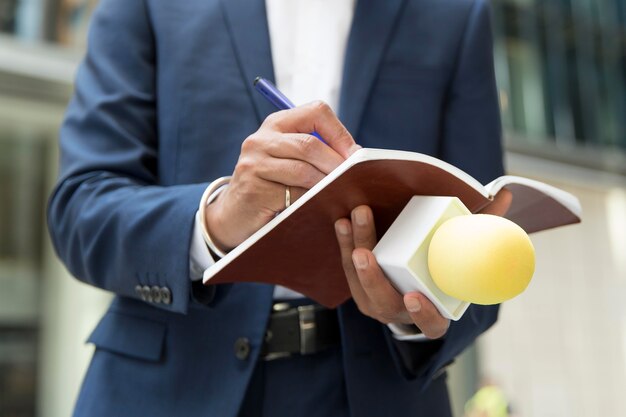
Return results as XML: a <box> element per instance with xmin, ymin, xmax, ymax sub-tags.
<box><xmin>48</xmin><ymin>0</ymin><xmax>503</xmax><ymax>415</ymax></box>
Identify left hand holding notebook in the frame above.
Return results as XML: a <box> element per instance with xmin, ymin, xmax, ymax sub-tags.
<box><xmin>335</xmin><ymin>205</ymin><xmax>451</xmax><ymax>340</ymax></box>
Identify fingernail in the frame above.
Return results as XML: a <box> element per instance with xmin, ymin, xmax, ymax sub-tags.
<box><xmin>335</xmin><ymin>222</ymin><xmax>349</xmax><ymax>236</ymax></box>
<box><xmin>354</xmin><ymin>208</ymin><xmax>368</xmax><ymax>226</ymax></box>
<box><xmin>352</xmin><ymin>251</ymin><xmax>368</xmax><ymax>269</ymax></box>
<box><xmin>405</xmin><ymin>297</ymin><xmax>421</xmax><ymax>313</ymax></box>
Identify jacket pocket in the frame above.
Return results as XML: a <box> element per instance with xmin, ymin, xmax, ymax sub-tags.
<box><xmin>87</xmin><ymin>311</ymin><xmax>166</xmax><ymax>362</ymax></box>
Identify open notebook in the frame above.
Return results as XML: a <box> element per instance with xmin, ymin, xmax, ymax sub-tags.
<box><xmin>203</xmin><ymin>148</ymin><xmax>582</xmax><ymax>307</ymax></box>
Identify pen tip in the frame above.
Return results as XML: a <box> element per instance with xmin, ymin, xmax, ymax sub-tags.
<box><xmin>253</xmin><ymin>76</ymin><xmax>262</xmax><ymax>86</ymax></box>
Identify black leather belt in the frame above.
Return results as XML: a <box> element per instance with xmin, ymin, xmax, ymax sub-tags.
<box><xmin>260</xmin><ymin>301</ymin><xmax>340</xmax><ymax>361</ymax></box>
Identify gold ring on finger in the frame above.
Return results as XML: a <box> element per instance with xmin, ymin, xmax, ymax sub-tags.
<box><xmin>285</xmin><ymin>186</ymin><xmax>291</xmax><ymax>209</ymax></box>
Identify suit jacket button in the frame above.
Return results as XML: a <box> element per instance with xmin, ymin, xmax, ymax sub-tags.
<box><xmin>234</xmin><ymin>337</ymin><xmax>251</xmax><ymax>360</ymax></box>
<box><xmin>142</xmin><ymin>285</ymin><xmax>153</xmax><ymax>302</ymax></box>
<box><xmin>135</xmin><ymin>285</ymin><xmax>144</xmax><ymax>299</ymax></box>
<box><xmin>160</xmin><ymin>287</ymin><xmax>172</xmax><ymax>305</ymax></box>
<box><xmin>151</xmin><ymin>286</ymin><xmax>162</xmax><ymax>303</ymax></box>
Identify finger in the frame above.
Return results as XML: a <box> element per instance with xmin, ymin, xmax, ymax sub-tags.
<box><xmin>404</xmin><ymin>292</ymin><xmax>450</xmax><ymax>339</ymax></box>
<box><xmin>286</xmin><ymin>186</ymin><xmax>308</xmax><ymax>205</ymax></box>
<box><xmin>351</xmin><ymin>248</ymin><xmax>407</xmax><ymax>323</ymax></box>
<box><xmin>334</xmin><ymin>218</ymin><xmax>371</xmax><ymax>306</ymax></box>
<box><xmin>225</xmin><ymin>176</ymin><xmax>286</xmax><ymax>215</ymax></box>
<box><xmin>351</xmin><ymin>205</ymin><xmax>377</xmax><ymax>250</ymax></box>
<box><xmin>277</xmin><ymin>185</ymin><xmax>308</xmax><ymax>212</ymax></box>
<box><xmin>265</xmin><ymin>133</ymin><xmax>345</xmax><ymax>175</ymax></box>
<box><xmin>262</xmin><ymin>101</ymin><xmax>360</xmax><ymax>159</ymax></box>
<box><xmin>264</xmin><ymin>183</ymin><xmax>308</xmax><ymax>212</ymax></box>
<box><xmin>208</xmin><ymin>177</ymin><xmax>284</xmax><ymax>247</ymax></box>
<box><xmin>254</xmin><ymin>157</ymin><xmax>326</xmax><ymax>189</ymax></box>
<box><xmin>222</xmin><ymin>177</ymin><xmax>308</xmax><ymax>224</ymax></box>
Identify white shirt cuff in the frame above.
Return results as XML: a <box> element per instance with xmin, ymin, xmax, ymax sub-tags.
<box><xmin>189</xmin><ymin>210</ymin><xmax>216</xmax><ymax>281</ymax></box>
<box><xmin>387</xmin><ymin>323</ymin><xmax>429</xmax><ymax>342</ymax></box>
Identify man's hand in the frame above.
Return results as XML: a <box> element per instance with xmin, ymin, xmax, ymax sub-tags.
<box><xmin>334</xmin><ymin>205</ymin><xmax>450</xmax><ymax>339</ymax></box>
<box><xmin>205</xmin><ymin>101</ymin><xmax>360</xmax><ymax>251</ymax></box>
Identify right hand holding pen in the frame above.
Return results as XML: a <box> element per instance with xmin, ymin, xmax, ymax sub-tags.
<box><xmin>204</xmin><ymin>101</ymin><xmax>361</xmax><ymax>252</ymax></box>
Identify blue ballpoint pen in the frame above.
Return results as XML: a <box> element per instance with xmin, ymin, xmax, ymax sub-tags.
<box><xmin>253</xmin><ymin>76</ymin><xmax>327</xmax><ymax>144</ymax></box>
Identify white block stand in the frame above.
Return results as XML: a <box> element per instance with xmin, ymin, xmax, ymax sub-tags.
<box><xmin>373</xmin><ymin>196</ymin><xmax>472</xmax><ymax>321</ymax></box>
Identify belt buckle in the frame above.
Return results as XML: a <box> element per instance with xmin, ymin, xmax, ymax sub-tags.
<box><xmin>263</xmin><ymin>350</ymin><xmax>291</xmax><ymax>361</ymax></box>
<box><xmin>297</xmin><ymin>305</ymin><xmax>317</xmax><ymax>355</ymax></box>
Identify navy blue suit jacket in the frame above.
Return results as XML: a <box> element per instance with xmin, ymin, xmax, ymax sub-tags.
<box><xmin>48</xmin><ymin>0</ymin><xmax>503</xmax><ymax>415</ymax></box>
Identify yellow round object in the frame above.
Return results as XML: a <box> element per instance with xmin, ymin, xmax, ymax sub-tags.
<box><xmin>428</xmin><ymin>214</ymin><xmax>535</xmax><ymax>305</ymax></box>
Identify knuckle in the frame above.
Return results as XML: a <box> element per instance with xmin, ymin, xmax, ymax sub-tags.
<box><xmin>374</xmin><ymin>309</ymin><xmax>393</xmax><ymax>324</ymax></box>
<box><xmin>294</xmin><ymin>134</ymin><xmax>316</xmax><ymax>154</ymax></box>
<box><xmin>337</xmin><ymin>125</ymin><xmax>352</xmax><ymax>141</ymax></box>
<box><xmin>284</xmin><ymin>160</ymin><xmax>303</xmax><ymax>178</ymax></box>
<box><xmin>424</xmin><ymin>324</ymin><xmax>449</xmax><ymax>340</ymax></box>
<box><xmin>241</xmin><ymin>134</ymin><xmax>262</xmax><ymax>153</ymax></box>
<box><xmin>310</xmin><ymin>100</ymin><xmax>332</xmax><ymax>114</ymax></box>
<box><xmin>263</xmin><ymin>112</ymin><xmax>282</xmax><ymax>128</ymax></box>
<box><xmin>235</xmin><ymin>156</ymin><xmax>255</xmax><ymax>172</ymax></box>
<box><xmin>421</xmin><ymin>329</ymin><xmax>436</xmax><ymax>339</ymax></box>
<box><xmin>300</xmin><ymin>169</ymin><xmax>320</xmax><ymax>189</ymax></box>
<box><xmin>287</xmin><ymin>161</ymin><xmax>318</xmax><ymax>188</ymax></box>
<box><xmin>439</xmin><ymin>322</ymin><xmax>451</xmax><ymax>337</ymax></box>
<box><xmin>425</xmin><ymin>330</ymin><xmax>443</xmax><ymax>340</ymax></box>
<box><xmin>341</xmin><ymin>259</ymin><xmax>354</xmax><ymax>273</ymax></box>
<box><xmin>328</xmin><ymin>119</ymin><xmax>352</xmax><ymax>145</ymax></box>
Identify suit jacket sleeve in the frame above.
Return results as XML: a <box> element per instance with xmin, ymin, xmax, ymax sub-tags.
<box><xmin>47</xmin><ymin>0</ymin><xmax>208</xmax><ymax>314</ymax></box>
<box><xmin>385</xmin><ymin>0</ymin><xmax>503</xmax><ymax>384</ymax></box>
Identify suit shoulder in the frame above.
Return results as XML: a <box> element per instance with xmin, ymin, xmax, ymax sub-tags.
<box><xmin>408</xmin><ymin>0</ymin><xmax>487</xmax><ymax>20</ymax></box>
<box><xmin>402</xmin><ymin>0</ymin><xmax>491</xmax><ymax>44</ymax></box>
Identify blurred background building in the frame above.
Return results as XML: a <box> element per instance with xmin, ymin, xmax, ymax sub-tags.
<box><xmin>0</xmin><ymin>0</ymin><xmax>624</xmax><ymax>416</ymax></box>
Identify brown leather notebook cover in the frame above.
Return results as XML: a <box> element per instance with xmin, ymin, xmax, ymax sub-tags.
<box><xmin>203</xmin><ymin>149</ymin><xmax>581</xmax><ymax>308</ymax></box>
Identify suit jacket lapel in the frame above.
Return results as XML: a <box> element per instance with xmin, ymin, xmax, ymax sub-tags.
<box><xmin>219</xmin><ymin>0</ymin><xmax>276</xmax><ymax>123</ymax></box>
<box><xmin>339</xmin><ymin>0</ymin><xmax>408</xmax><ymax>137</ymax></box>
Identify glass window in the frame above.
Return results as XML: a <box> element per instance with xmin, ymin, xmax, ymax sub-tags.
<box><xmin>492</xmin><ymin>0</ymin><xmax>626</xmax><ymax>151</ymax></box>
<box><xmin>0</xmin><ymin>134</ymin><xmax>50</xmax><ymax>417</ymax></box>
<box><xmin>0</xmin><ymin>0</ymin><xmax>96</xmax><ymax>45</ymax></box>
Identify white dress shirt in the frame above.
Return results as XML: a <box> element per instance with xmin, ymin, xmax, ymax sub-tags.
<box><xmin>189</xmin><ymin>0</ymin><xmax>424</xmax><ymax>340</ymax></box>
<box><xmin>191</xmin><ymin>0</ymin><xmax>355</xmax><ymax>294</ymax></box>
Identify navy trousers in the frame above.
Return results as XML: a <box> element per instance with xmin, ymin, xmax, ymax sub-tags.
<box><xmin>238</xmin><ymin>347</ymin><xmax>350</xmax><ymax>417</ymax></box>
<box><xmin>237</xmin><ymin>346</ymin><xmax>453</xmax><ymax>417</ymax></box>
